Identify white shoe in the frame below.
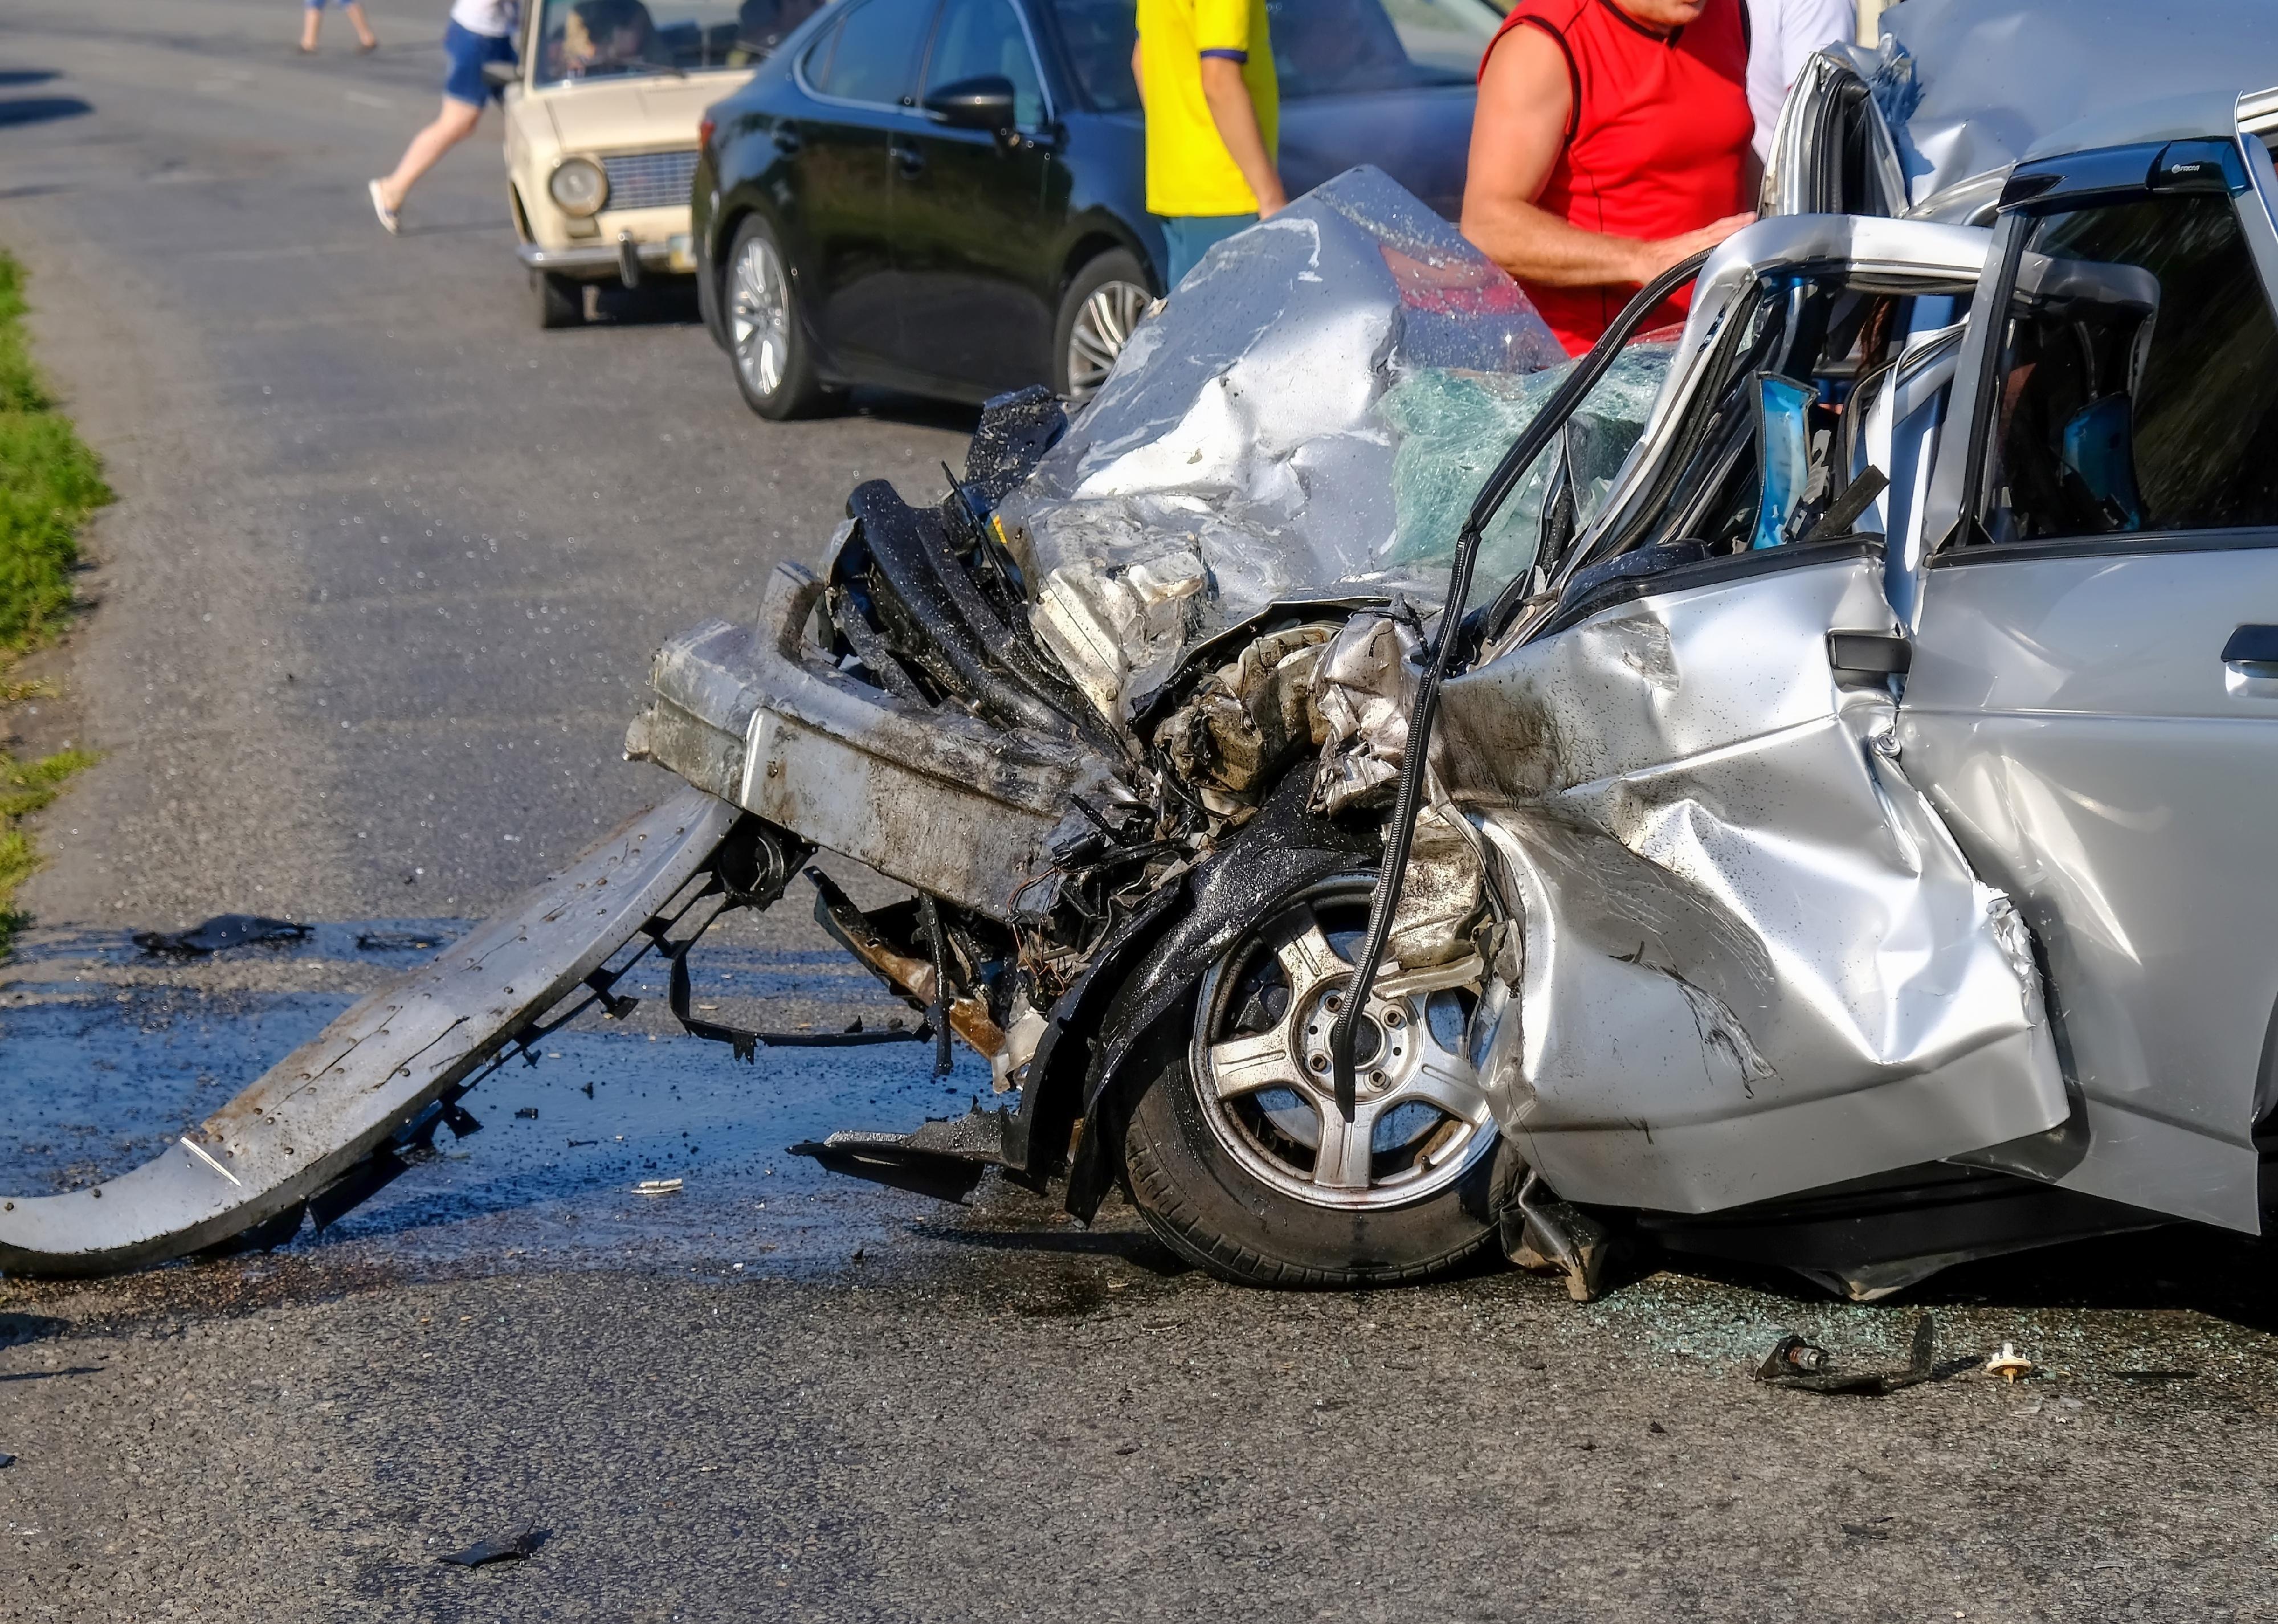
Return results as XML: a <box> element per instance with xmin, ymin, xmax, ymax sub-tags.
<box><xmin>368</xmin><ymin>179</ymin><xmax>399</xmax><ymax>235</ymax></box>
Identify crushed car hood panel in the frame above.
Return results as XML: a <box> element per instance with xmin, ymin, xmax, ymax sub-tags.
<box><xmin>991</xmin><ymin>166</ymin><xmax>1591</xmax><ymax>722</ymax></box>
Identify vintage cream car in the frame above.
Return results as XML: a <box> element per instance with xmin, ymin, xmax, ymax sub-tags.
<box><xmin>497</xmin><ymin>0</ymin><xmax>817</xmax><ymax>327</ymax></box>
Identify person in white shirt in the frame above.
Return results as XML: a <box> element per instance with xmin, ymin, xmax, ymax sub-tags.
<box><xmin>369</xmin><ymin>0</ymin><xmax>520</xmax><ymax>232</ymax></box>
<box><xmin>1742</xmin><ymin>0</ymin><xmax>1855</xmax><ymax>163</ymax></box>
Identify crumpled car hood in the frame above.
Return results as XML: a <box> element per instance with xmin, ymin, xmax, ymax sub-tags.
<box><xmin>989</xmin><ymin>168</ymin><xmax>1651</xmax><ymax>724</ymax></box>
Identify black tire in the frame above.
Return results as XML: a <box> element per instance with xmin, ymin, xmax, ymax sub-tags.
<box><xmin>1118</xmin><ymin>871</ymin><xmax>1521</xmax><ymax>1290</ymax></box>
<box><xmin>1125</xmin><ymin>1052</ymin><xmax>1518</xmax><ymax>1288</ymax></box>
<box><xmin>1052</xmin><ymin>248</ymin><xmax>1153</xmax><ymax>402</ymax></box>
<box><xmin>532</xmin><ymin>270</ymin><xmax>585</xmax><ymax>329</ymax></box>
<box><xmin>723</xmin><ymin>214</ymin><xmax>835</xmax><ymax>420</ymax></box>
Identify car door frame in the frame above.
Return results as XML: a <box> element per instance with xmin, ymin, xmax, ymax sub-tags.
<box><xmin>1900</xmin><ymin>120</ymin><xmax>2278</xmax><ymax>1232</ymax></box>
<box><xmin>879</xmin><ymin>0</ymin><xmax>1064</xmax><ymax>400</ymax></box>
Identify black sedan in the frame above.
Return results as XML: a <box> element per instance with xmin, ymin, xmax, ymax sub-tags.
<box><xmin>691</xmin><ymin>0</ymin><xmax>1504</xmax><ymax>417</ymax></box>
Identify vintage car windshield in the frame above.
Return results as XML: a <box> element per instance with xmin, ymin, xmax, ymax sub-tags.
<box><xmin>1050</xmin><ymin>0</ymin><xmax>1501</xmax><ymax>112</ymax></box>
<box><xmin>533</xmin><ymin>0</ymin><xmax>760</xmax><ymax>84</ymax></box>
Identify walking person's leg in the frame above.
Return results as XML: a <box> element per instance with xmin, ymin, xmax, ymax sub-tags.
<box><xmin>368</xmin><ymin>21</ymin><xmax>508</xmax><ymax>230</ymax></box>
<box><xmin>370</xmin><ymin>97</ymin><xmax>483</xmax><ymax>228</ymax></box>
<box><xmin>343</xmin><ymin>1</ymin><xmax>379</xmax><ymax>51</ymax></box>
<box><xmin>299</xmin><ymin>0</ymin><xmax>322</xmax><ymax>53</ymax></box>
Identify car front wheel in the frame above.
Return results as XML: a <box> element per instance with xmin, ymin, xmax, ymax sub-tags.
<box><xmin>1121</xmin><ymin>874</ymin><xmax>1516</xmax><ymax>1288</ymax></box>
<box><xmin>532</xmin><ymin>270</ymin><xmax>584</xmax><ymax>329</ymax></box>
<box><xmin>725</xmin><ymin>215</ymin><xmax>835</xmax><ymax>420</ymax></box>
<box><xmin>1053</xmin><ymin>249</ymin><xmax>1152</xmax><ymax>403</ymax></box>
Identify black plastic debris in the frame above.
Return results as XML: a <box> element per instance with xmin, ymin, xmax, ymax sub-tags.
<box><xmin>437</xmin><ymin>1527</ymin><xmax>545</xmax><ymax>1567</ymax></box>
<box><xmin>0</xmin><ymin>1451</ymin><xmax>15</xmax><ymax>1468</ymax></box>
<box><xmin>515</xmin><ymin>1107</ymin><xmax>539</xmax><ymax>1120</ymax></box>
<box><xmin>133</xmin><ymin>915</ymin><xmax>308</xmax><ymax>957</ymax></box>
<box><xmin>355</xmin><ymin>930</ymin><xmax>443</xmax><ymax>953</ymax></box>
<box><xmin>1755</xmin><ymin>1315</ymin><xmax>1974</xmax><ymax>1396</ymax></box>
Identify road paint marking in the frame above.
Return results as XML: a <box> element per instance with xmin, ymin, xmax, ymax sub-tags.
<box><xmin>345</xmin><ymin>91</ymin><xmax>391</xmax><ymax>109</ymax></box>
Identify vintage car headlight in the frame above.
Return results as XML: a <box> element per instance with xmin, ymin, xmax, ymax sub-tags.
<box><xmin>549</xmin><ymin>157</ymin><xmax>609</xmax><ymax>218</ymax></box>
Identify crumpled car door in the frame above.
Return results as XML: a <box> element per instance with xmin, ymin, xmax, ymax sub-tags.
<box><xmin>1434</xmin><ymin>538</ymin><xmax>2071</xmax><ymax>1215</ymax></box>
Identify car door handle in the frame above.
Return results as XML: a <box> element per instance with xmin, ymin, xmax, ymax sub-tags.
<box><xmin>891</xmin><ymin>141</ymin><xmax>924</xmax><ymax>177</ymax></box>
<box><xmin>771</xmin><ymin>123</ymin><xmax>801</xmax><ymax>155</ymax></box>
<box><xmin>2221</xmin><ymin>625</ymin><xmax>2278</xmax><ymax>692</ymax></box>
<box><xmin>2221</xmin><ymin>625</ymin><xmax>2278</xmax><ymax>669</ymax></box>
<box><xmin>1827</xmin><ymin>630</ymin><xmax>1912</xmax><ymax>678</ymax></box>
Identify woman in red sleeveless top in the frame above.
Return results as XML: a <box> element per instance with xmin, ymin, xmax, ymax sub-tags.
<box><xmin>1462</xmin><ymin>0</ymin><xmax>1758</xmax><ymax>356</ymax></box>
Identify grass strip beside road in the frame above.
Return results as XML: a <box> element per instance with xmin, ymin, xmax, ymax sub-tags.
<box><xmin>0</xmin><ymin>248</ymin><xmax>109</xmax><ymax>950</ymax></box>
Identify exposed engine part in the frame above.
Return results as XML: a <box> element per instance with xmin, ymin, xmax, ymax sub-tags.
<box><xmin>1153</xmin><ymin>623</ymin><xmax>1334</xmax><ymax>816</ymax></box>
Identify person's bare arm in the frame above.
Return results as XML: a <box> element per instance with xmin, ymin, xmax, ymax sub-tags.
<box><xmin>1198</xmin><ymin>55</ymin><xmax>1286</xmax><ymax>217</ymax></box>
<box><xmin>1461</xmin><ymin>26</ymin><xmax>1752</xmax><ymax>287</ymax></box>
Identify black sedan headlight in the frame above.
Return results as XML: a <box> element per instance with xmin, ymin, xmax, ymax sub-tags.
<box><xmin>549</xmin><ymin>157</ymin><xmax>609</xmax><ymax>218</ymax></box>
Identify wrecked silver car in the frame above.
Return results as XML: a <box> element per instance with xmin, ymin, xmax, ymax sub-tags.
<box><xmin>11</xmin><ymin>9</ymin><xmax>2278</xmax><ymax>1304</ymax></box>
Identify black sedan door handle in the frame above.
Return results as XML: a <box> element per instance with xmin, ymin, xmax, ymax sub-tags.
<box><xmin>891</xmin><ymin>141</ymin><xmax>924</xmax><ymax>177</ymax></box>
<box><xmin>2220</xmin><ymin>624</ymin><xmax>2278</xmax><ymax>677</ymax></box>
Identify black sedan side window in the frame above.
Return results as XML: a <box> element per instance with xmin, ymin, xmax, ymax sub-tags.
<box><xmin>924</xmin><ymin>0</ymin><xmax>1044</xmax><ymax>125</ymax></box>
<box><xmin>810</xmin><ymin>0</ymin><xmax>937</xmax><ymax>104</ymax></box>
<box><xmin>1982</xmin><ymin>193</ymin><xmax>2278</xmax><ymax>541</ymax></box>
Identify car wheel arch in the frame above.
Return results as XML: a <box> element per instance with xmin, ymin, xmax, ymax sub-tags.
<box><xmin>1058</xmin><ymin>222</ymin><xmax>1162</xmax><ymax>304</ymax></box>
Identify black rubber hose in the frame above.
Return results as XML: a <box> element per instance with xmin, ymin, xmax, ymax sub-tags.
<box><xmin>1327</xmin><ymin>250</ymin><xmax>1712</xmax><ymax>1121</ymax></box>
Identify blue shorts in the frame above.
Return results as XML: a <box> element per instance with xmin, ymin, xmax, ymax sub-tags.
<box><xmin>443</xmin><ymin>18</ymin><xmax>516</xmax><ymax>105</ymax></box>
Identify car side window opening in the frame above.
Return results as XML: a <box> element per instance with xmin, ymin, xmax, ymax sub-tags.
<box><xmin>812</xmin><ymin>0</ymin><xmax>936</xmax><ymax>104</ymax></box>
<box><xmin>1612</xmin><ymin>282</ymin><xmax>1909</xmax><ymax>566</ymax></box>
<box><xmin>1981</xmin><ymin>193</ymin><xmax>2278</xmax><ymax>543</ymax></box>
<box><xmin>923</xmin><ymin>0</ymin><xmax>1044</xmax><ymax>126</ymax></box>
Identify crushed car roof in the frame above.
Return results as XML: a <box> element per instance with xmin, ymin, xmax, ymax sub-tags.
<box><xmin>1881</xmin><ymin>0</ymin><xmax>2278</xmax><ymax>202</ymax></box>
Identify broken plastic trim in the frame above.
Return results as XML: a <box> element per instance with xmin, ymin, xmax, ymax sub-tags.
<box><xmin>1327</xmin><ymin>251</ymin><xmax>1713</xmax><ymax>1121</ymax></box>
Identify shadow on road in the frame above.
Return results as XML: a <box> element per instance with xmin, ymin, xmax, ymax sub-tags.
<box><xmin>0</xmin><ymin>70</ymin><xmax>61</xmax><ymax>88</ymax></box>
<box><xmin>0</xmin><ymin>96</ymin><xmax>91</xmax><ymax>127</ymax></box>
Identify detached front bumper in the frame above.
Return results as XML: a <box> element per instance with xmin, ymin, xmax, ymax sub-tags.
<box><xmin>624</xmin><ymin>558</ymin><xmax>1121</xmax><ymax>919</ymax></box>
<box><xmin>517</xmin><ymin>232</ymin><xmax>694</xmax><ymax>282</ymax></box>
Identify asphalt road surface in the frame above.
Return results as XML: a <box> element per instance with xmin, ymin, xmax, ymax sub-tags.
<box><xmin>8</xmin><ymin>6</ymin><xmax>2278</xmax><ymax>1621</ymax></box>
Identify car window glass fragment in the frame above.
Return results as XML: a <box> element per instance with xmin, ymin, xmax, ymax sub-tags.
<box><xmin>534</xmin><ymin>0</ymin><xmax>753</xmax><ymax>83</ymax></box>
<box><xmin>815</xmin><ymin>0</ymin><xmax>937</xmax><ymax>104</ymax></box>
<box><xmin>924</xmin><ymin>0</ymin><xmax>1044</xmax><ymax>126</ymax></box>
<box><xmin>1982</xmin><ymin>193</ymin><xmax>2278</xmax><ymax>543</ymax></box>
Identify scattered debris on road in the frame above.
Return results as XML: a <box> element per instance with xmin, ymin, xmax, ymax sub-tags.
<box><xmin>436</xmin><ymin>1527</ymin><xmax>545</xmax><ymax>1567</ymax></box>
<box><xmin>1756</xmin><ymin>1317</ymin><xmax>1975</xmax><ymax>1397</ymax></box>
<box><xmin>131</xmin><ymin>915</ymin><xmax>308</xmax><ymax>957</ymax></box>
<box><xmin>1986</xmin><ymin>1344</ymin><xmax>2036</xmax><ymax>1385</ymax></box>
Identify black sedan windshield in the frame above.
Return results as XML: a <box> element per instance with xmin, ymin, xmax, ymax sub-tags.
<box><xmin>1051</xmin><ymin>0</ymin><xmax>1500</xmax><ymax>111</ymax></box>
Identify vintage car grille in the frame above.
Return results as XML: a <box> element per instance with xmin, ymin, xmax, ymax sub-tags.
<box><xmin>600</xmin><ymin>148</ymin><xmax>699</xmax><ymax>213</ymax></box>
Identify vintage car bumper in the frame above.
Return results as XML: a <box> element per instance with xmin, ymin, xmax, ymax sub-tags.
<box><xmin>517</xmin><ymin>232</ymin><xmax>695</xmax><ymax>280</ymax></box>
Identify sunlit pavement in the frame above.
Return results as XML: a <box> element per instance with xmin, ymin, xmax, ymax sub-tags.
<box><xmin>7</xmin><ymin>5</ymin><xmax>2278</xmax><ymax>1619</ymax></box>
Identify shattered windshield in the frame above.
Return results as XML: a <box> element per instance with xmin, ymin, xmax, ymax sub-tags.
<box><xmin>1049</xmin><ymin>0</ymin><xmax>1500</xmax><ymax>112</ymax></box>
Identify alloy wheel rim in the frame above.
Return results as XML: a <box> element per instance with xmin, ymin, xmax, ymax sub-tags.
<box><xmin>1065</xmin><ymin>278</ymin><xmax>1148</xmax><ymax>401</ymax></box>
<box><xmin>730</xmin><ymin>235</ymin><xmax>791</xmax><ymax>399</ymax></box>
<box><xmin>1190</xmin><ymin>878</ymin><xmax>1495</xmax><ymax>1212</ymax></box>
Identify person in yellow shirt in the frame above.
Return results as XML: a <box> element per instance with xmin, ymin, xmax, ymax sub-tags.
<box><xmin>1133</xmin><ymin>0</ymin><xmax>1286</xmax><ymax>285</ymax></box>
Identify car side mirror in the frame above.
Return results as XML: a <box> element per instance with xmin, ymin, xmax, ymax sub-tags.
<box><xmin>922</xmin><ymin>75</ymin><xmax>1017</xmax><ymax>133</ymax></box>
<box><xmin>481</xmin><ymin>58</ymin><xmax>520</xmax><ymax>91</ymax></box>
